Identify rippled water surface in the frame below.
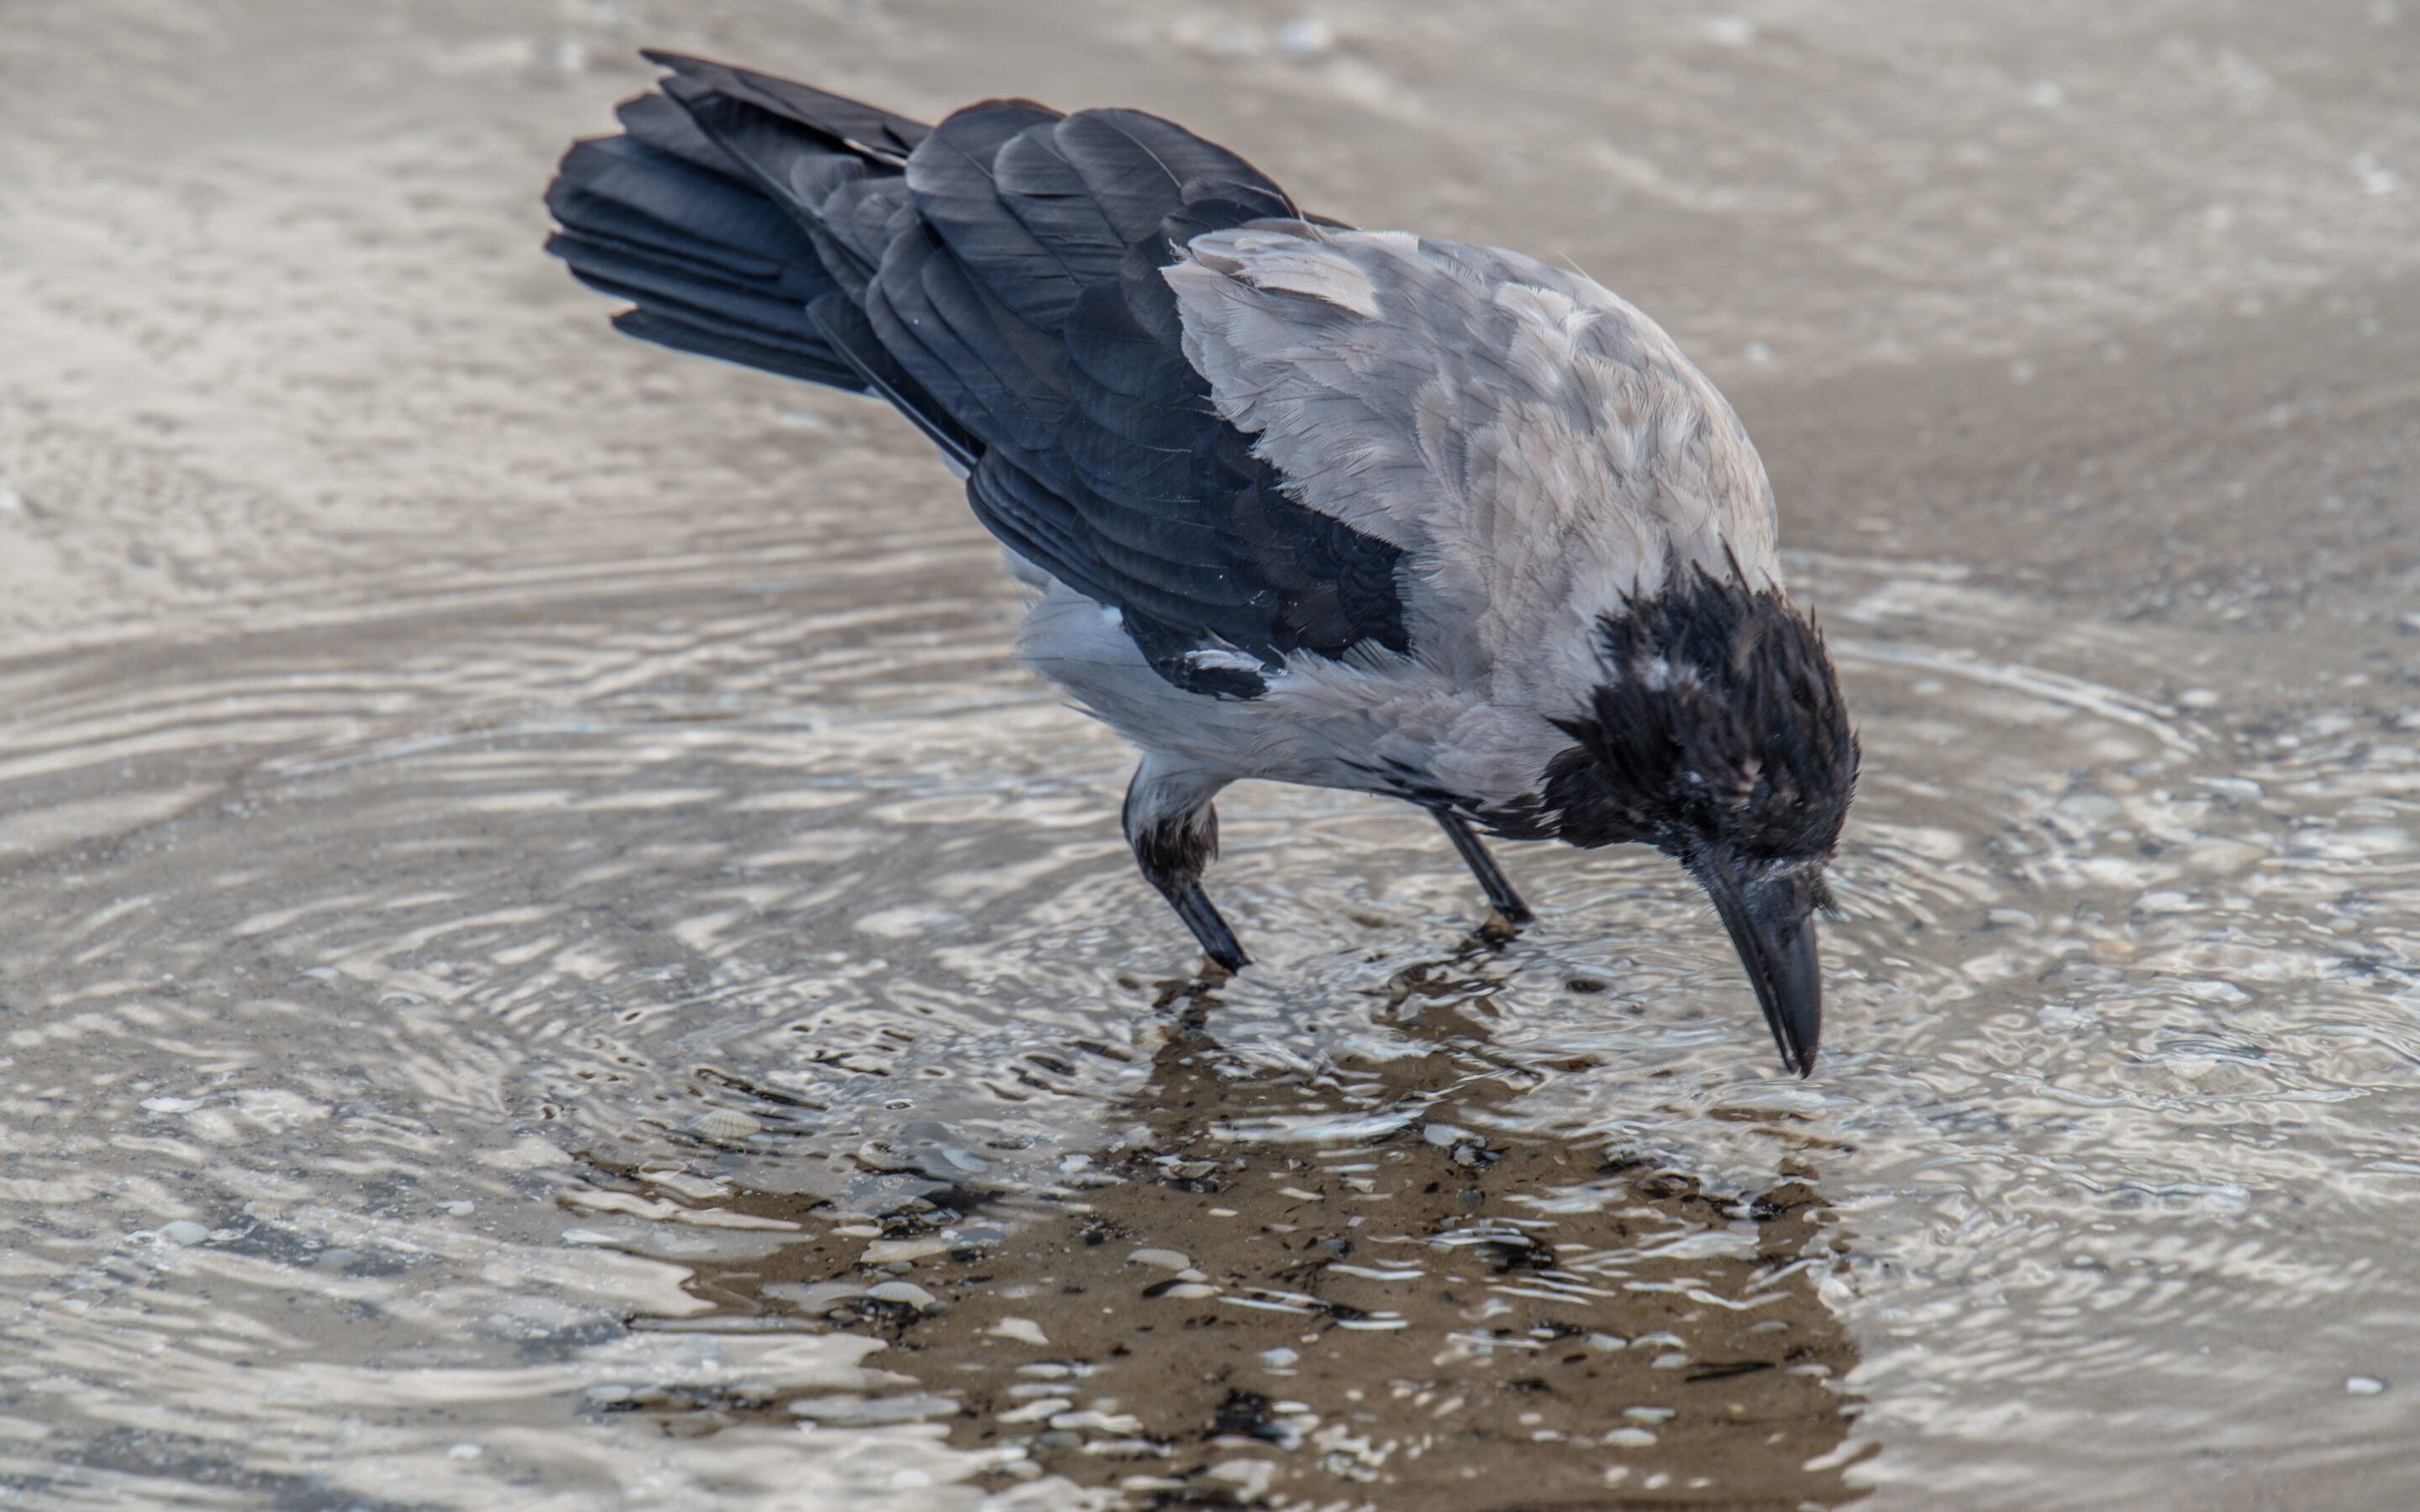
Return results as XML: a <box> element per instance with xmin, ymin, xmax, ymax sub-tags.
<box><xmin>5</xmin><ymin>2</ymin><xmax>2419</xmax><ymax>1508</ymax></box>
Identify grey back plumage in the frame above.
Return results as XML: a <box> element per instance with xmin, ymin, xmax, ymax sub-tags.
<box><xmin>1166</xmin><ymin>225</ymin><xmax>1781</xmax><ymax>702</ymax></box>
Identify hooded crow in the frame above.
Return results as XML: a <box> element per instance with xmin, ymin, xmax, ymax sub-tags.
<box><xmin>543</xmin><ymin>54</ymin><xmax>1859</xmax><ymax>1075</ymax></box>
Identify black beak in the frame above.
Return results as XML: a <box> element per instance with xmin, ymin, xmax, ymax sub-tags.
<box><xmin>1697</xmin><ymin>864</ymin><xmax>1823</xmax><ymax>1078</ymax></box>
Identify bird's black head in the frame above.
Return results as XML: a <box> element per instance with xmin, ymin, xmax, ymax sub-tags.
<box><xmin>1542</xmin><ymin>564</ymin><xmax>1859</xmax><ymax>1077</ymax></box>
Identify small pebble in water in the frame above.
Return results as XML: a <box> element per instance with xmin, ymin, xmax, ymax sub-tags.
<box><xmin>2348</xmin><ymin>1376</ymin><xmax>2386</xmax><ymax>1396</ymax></box>
<box><xmin>1128</xmin><ymin>1247</ymin><xmax>1192</xmax><ymax>1270</ymax></box>
<box><xmin>864</xmin><ymin>1279</ymin><xmax>943</xmax><ymax>1312</ymax></box>
<box><xmin>1259</xmin><ymin>1347</ymin><xmax>1298</xmax><ymax>1368</ymax></box>
<box><xmin>762</xmin><ymin>1281</ymin><xmax>867</xmax><ymax>1316</ymax></box>
<box><xmin>686</xmin><ymin>1110</ymin><xmax>764</xmax><ymax>1141</ymax></box>
<box><xmin>650</xmin><ymin>1170</ymin><xmax>728</xmax><ymax>1201</ymax></box>
<box><xmin>1204</xmin><ymin>1459</ymin><xmax>1278</xmax><ymax>1498</ymax></box>
<box><xmin>1604</xmin><ymin>1426</ymin><xmax>1658</xmax><ymax>1448</ymax></box>
<box><xmin>989</xmin><ymin>1317</ymin><xmax>1049</xmax><ymax>1346</ymax></box>
<box><xmin>160</xmin><ymin>1221</ymin><xmax>209</xmax><ymax>1246</ymax></box>
<box><xmin>446</xmin><ymin>1444</ymin><xmax>481</xmax><ymax>1461</ymax></box>
<box><xmin>862</xmin><ymin>1236</ymin><xmax>950</xmax><ymax>1265</ymax></box>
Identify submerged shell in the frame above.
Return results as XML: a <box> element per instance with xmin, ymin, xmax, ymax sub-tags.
<box><xmin>686</xmin><ymin>1110</ymin><xmax>765</xmax><ymax>1141</ymax></box>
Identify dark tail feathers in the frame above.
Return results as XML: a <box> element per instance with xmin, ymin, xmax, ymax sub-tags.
<box><xmin>543</xmin><ymin>53</ymin><xmax>932</xmax><ymax>400</ymax></box>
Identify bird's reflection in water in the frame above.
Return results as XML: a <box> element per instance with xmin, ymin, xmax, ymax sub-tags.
<box><xmin>634</xmin><ymin>946</ymin><xmax>1868</xmax><ymax>1506</ymax></box>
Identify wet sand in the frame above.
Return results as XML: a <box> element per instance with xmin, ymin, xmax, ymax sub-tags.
<box><xmin>3</xmin><ymin>2</ymin><xmax>2418</xmax><ymax>1508</ymax></box>
<box><xmin>614</xmin><ymin>975</ymin><xmax>1868</xmax><ymax>1508</ymax></box>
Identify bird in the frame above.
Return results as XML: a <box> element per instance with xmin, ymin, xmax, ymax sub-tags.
<box><xmin>541</xmin><ymin>52</ymin><xmax>1859</xmax><ymax>1076</ymax></box>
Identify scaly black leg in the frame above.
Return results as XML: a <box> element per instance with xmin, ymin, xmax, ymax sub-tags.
<box><xmin>1430</xmin><ymin>808</ymin><xmax>1534</xmax><ymax>927</ymax></box>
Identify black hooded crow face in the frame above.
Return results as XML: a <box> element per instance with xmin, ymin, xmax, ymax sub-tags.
<box><xmin>1543</xmin><ymin>566</ymin><xmax>1860</xmax><ymax>1076</ymax></box>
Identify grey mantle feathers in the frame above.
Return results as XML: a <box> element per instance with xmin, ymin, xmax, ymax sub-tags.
<box><xmin>544</xmin><ymin>52</ymin><xmax>1857</xmax><ymax>1075</ymax></box>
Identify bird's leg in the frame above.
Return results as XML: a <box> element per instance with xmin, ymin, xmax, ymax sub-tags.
<box><xmin>1123</xmin><ymin>758</ymin><xmax>1246</xmax><ymax>973</ymax></box>
<box><xmin>1429</xmin><ymin>808</ymin><xmax>1534</xmax><ymax>927</ymax></box>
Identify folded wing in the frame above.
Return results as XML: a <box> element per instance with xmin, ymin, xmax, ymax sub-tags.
<box><xmin>544</xmin><ymin>55</ymin><xmax>1413</xmax><ymax>699</ymax></box>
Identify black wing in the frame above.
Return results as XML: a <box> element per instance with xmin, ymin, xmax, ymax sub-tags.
<box><xmin>546</xmin><ymin>55</ymin><xmax>1410</xmax><ymax>697</ymax></box>
<box><xmin>876</xmin><ymin>98</ymin><xmax>1408</xmax><ymax>695</ymax></box>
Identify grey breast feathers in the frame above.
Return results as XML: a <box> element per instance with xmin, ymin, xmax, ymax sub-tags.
<box><xmin>1163</xmin><ymin>227</ymin><xmax>1781</xmax><ymax>698</ymax></box>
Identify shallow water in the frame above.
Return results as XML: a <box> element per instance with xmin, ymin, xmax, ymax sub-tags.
<box><xmin>4</xmin><ymin>1</ymin><xmax>2419</xmax><ymax>1508</ymax></box>
<box><xmin>7</xmin><ymin>535</ymin><xmax>2417</xmax><ymax>1509</ymax></box>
